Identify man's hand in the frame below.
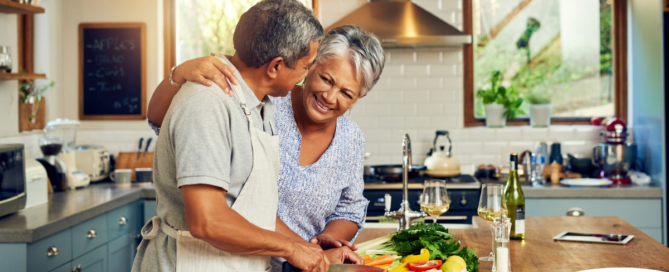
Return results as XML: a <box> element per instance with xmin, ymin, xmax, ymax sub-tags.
<box><xmin>324</xmin><ymin>247</ymin><xmax>364</xmax><ymax>265</ymax></box>
<box><xmin>310</xmin><ymin>234</ymin><xmax>358</xmax><ymax>251</ymax></box>
<box><xmin>285</xmin><ymin>240</ymin><xmax>330</xmax><ymax>272</ymax></box>
<box><xmin>173</xmin><ymin>55</ymin><xmax>238</xmax><ymax>96</ymax></box>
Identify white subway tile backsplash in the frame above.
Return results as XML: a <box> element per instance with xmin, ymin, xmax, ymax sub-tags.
<box><xmin>441</xmin><ymin>49</ymin><xmax>462</xmax><ymax>64</ymax></box>
<box><xmin>430</xmin><ymin>116</ymin><xmax>457</xmax><ymax>128</ymax></box>
<box><xmin>443</xmin><ymin>76</ymin><xmax>464</xmax><ymax>89</ymax></box>
<box><xmin>430</xmin><ymin>90</ymin><xmax>457</xmax><ymax>103</ymax></box>
<box><xmin>404</xmin><ymin>65</ymin><xmax>429</xmax><ymax>76</ymax></box>
<box><xmin>468</xmin><ymin>128</ymin><xmax>496</xmax><ymax>141</ymax></box>
<box><xmin>448</xmin><ymin>129</ymin><xmax>470</xmax><ymax>141</ymax></box>
<box><xmin>482</xmin><ymin>142</ymin><xmax>508</xmax><ymax>155</ymax></box>
<box><xmin>393</xmin><ymin>129</ymin><xmax>417</xmax><ymax>142</ymax></box>
<box><xmin>363</xmin><ymin>142</ymin><xmax>378</xmax><ymax>155</ymax></box>
<box><xmin>430</xmin><ymin>65</ymin><xmax>457</xmax><ymax>77</ymax></box>
<box><xmin>442</xmin><ymin>103</ymin><xmax>463</xmax><ymax>116</ymax></box>
<box><xmin>470</xmin><ymin>155</ymin><xmax>499</xmax><ymax>165</ymax></box>
<box><xmin>404</xmin><ymin>91</ymin><xmax>431</xmax><ymax>103</ymax></box>
<box><xmin>404</xmin><ymin>117</ymin><xmax>431</xmax><ymax>129</ymax></box>
<box><xmin>365</xmin><ymin>129</ymin><xmax>393</xmax><ymax>142</ymax></box>
<box><xmin>383</xmin><ymin>65</ymin><xmax>404</xmax><ymax>77</ymax></box>
<box><xmin>418</xmin><ymin>103</ymin><xmax>443</xmax><ymax>116</ymax></box>
<box><xmin>376</xmin><ymin>91</ymin><xmax>404</xmax><ymax>103</ymax></box>
<box><xmin>547</xmin><ymin>126</ymin><xmax>576</xmax><ymax>141</ymax></box>
<box><xmin>390</xmin><ymin>51</ymin><xmax>416</xmax><ymax>64</ymax></box>
<box><xmin>417</xmin><ymin>77</ymin><xmax>442</xmax><ymax>89</ymax></box>
<box><xmin>378</xmin><ymin>117</ymin><xmax>404</xmax><ymax>129</ymax></box>
<box><xmin>352</xmin><ymin>117</ymin><xmax>378</xmax><ymax>129</ymax></box>
<box><xmin>413</xmin><ymin>0</ymin><xmax>441</xmax><ymax>13</ymax></box>
<box><xmin>495</xmin><ymin>128</ymin><xmax>523</xmax><ymax>141</ymax></box>
<box><xmin>522</xmin><ymin>128</ymin><xmax>549</xmax><ymax>141</ymax></box>
<box><xmin>575</xmin><ymin>127</ymin><xmax>602</xmax><ymax>142</ymax></box>
<box><xmin>378</xmin><ymin>142</ymin><xmax>402</xmax><ymax>155</ymax></box>
<box><xmin>389</xmin><ymin>77</ymin><xmax>416</xmax><ymax>89</ymax></box>
<box><xmin>391</xmin><ymin>104</ymin><xmax>418</xmax><ymax>116</ymax></box>
<box><xmin>364</xmin><ymin>104</ymin><xmax>390</xmax><ymax>116</ymax></box>
<box><xmin>452</xmin><ymin>142</ymin><xmax>482</xmax><ymax>155</ymax></box>
<box><xmin>417</xmin><ymin>51</ymin><xmax>443</xmax><ymax>64</ymax></box>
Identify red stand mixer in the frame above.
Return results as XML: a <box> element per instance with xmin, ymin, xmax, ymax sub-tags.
<box><xmin>592</xmin><ymin>118</ymin><xmax>636</xmax><ymax>184</ymax></box>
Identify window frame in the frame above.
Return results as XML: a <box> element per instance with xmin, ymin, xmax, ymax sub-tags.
<box><xmin>463</xmin><ymin>0</ymin><xmax>628</xmax><ymax>127</ymax></box>
<box><xmin>162</xmin><ymin>0</ymin><xmax>320</xmax><ymax>78</ymax></box>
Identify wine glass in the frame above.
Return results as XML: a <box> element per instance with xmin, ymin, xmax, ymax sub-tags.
<box><xmin>477</xmin><ymin>184</ymin><xmax>507</xmax><ymax>262</ymax></box>
<box><xmin>419</xmin><ymin>179</ymin><xmax>450</xmax><ymax>224</ymax></box>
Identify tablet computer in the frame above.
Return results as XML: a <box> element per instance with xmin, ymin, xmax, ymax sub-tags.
<box><xmin>553</xmin><ymin>232</ymin><xmax>634</xmax><ymax>245</ymax></box>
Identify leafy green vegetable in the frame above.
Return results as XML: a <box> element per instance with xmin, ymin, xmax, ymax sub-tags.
<box><xmin>375</xmin><ymin>223</ymin><xmax>479</xmax><ymax>271</ymax></box>
<box><xmin>476</xmin><ymin>70</ymin><xmax>525</xmax><ymax>120</ymax></box>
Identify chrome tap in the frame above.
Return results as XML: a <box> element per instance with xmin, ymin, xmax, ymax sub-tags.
<box><xmin>384</xmin><ymin>134</ymin><xmax>427</xmax><ymax>230</ymax></box>
<box><xmin>519</xmin><ymin>150</ymin><xmax>533</xmax><ymax>183</ymax></box>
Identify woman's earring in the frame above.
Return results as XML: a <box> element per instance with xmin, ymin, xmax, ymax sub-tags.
<box><xmin>348</xmin><ymin>108</ymin><xmax>352</xmax><ymax>117</ymax></box>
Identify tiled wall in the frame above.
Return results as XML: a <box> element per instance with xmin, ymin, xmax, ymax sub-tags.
<box><xmin>0</xmin><ymin>0</ymin><xmax>602</xmax><ymax>172</ymax></box>
<box><xmin>322</xmin><ymin>0</ymin><xmax>602</xmax><ymax>173</ymax></box>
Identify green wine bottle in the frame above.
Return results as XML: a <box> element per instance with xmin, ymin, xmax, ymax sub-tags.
<box><xmin>504</xmin><ymin>153</ymin><xmax>525</xmax><ymax>240</ymax></box>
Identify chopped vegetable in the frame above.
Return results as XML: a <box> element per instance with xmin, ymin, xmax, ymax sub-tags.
<box><xmin>407</xmin><ymin>260</ymin><xmax>442</xmax><ymax>272</ymax></box>
<box><xmin>373</xmin><ymin>263</ymin><xmax>393</xmax><ymax>270</ymax></box>
<box><xmin>401</xmin><ymin>248</ymin><xmax>430</xmax><ymax>264</ymax></box>
<box><xmin>361</xmin><ymin>255</ymin><xmax>370</xmax><ymax>261</ymax></box>
<box><xmin>388</xmin><ymin>262</ymin><xmax>411</xmax><ymax>272</ymax></box>
<box><xmin>364</xmin><ymin>254</ymin><xmax>395</xmax><ymax>266</ymax></box>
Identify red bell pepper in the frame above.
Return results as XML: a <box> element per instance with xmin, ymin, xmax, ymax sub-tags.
<box><xmin>407</xmin><ymin>260</ymin><xmax>443</xmax><ymax>272</ymax></box>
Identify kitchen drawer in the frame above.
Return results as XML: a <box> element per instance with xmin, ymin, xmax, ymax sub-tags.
<box><xmin>50</xmin><ymin>261</ymin><xmax>73</xmax><ymax>272</ymax></box>
<box><xmin>408</xmin><ymin>189</ymin><xmax>480</xmax><ymax>211</ymax></box>
<box><xmin>72</xmin><ymin>245</ymin><xmax>107</xmax><ymax>272</ymax></box>
<box><xmin>27</xmin><ymin>228</ymin><xmax>72</xmax><ymax>272</ymax></box>
<box><xmin>525</xmin><ymin>199</ymin><xmax>662</xmax><ymax>228</ymax></box>
<box><xmin>107</xmin><ymin>201</ymin><xmax>139</xmax><ymax>240</ymax></box>
<box><xmin>108</xmin><ymin>234</ymin><xmax>135</xmax><ymax>272</ymax></box>
<box><xmin>72</xmin><ymin>214</ymin><xmax>108</xmax><ymax>258</ymax></box>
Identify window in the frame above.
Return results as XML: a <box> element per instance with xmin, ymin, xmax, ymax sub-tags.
<box><xmin>163</xmin><ymin>0</ymin><xmax>314</xmax><ymax>76</ymax></box>
<box><xmin>463</xmin><ymin>0</ymin><xmax>628</xmax><ymax>126</ymax></box>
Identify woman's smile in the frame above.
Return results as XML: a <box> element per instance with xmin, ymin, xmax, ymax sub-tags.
<box><xmin>313</xmin><ymin>94</ymin><xmax>334</xmax><ymax>113</ymax></box>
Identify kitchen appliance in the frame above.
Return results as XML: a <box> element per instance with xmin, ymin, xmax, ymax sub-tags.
<box><xmin>0</xmin><ymin>46</ymin><xmax>11</xmax><ymax>73</ymax></box>
<box><xmin>424</xmin><ymin>130</ymin><xmax>461</xmax><ymax>177</ymax></box>
<box><xmin>44</xmin><ymin>118</ymin><xmax>90</xmax><ymax>189</ymax></box>
<box><xmin>367</xmin><ymin>164</ymin><xmax>426</xmax><ymax>181</ymax></box>
<box><xmin>75</xmin><ymin>145</ymin><xmax>111</xmax><ymax>182</ymax></box>
<box><xmin>325</xmin><ymin>0</ymin><xmax>471</xmax><ymax>47</ymax></box>
<box><xmin>24</xmin><ymin>158</ymin><xmax>48</xmax><ymax>208</ymax></box>
<box><xmin>38</xmin><ymin>135</ymin><xmax>69</xmax><ymax>191</ymax></box>
<box><xmin>592</xmin><ymin>118</ymin><xmax>634</xmax><ymax>184</ymax></box>
<box><xmin>0</xmin><ymin>144</ymin><xmax>26</xmax><ymax>218</ymax></box>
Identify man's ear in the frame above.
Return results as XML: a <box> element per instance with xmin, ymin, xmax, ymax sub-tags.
<box><xmin>266</xmin><ymin>56</ymin><xmax>284</xmax><ymax>79</ymax></box>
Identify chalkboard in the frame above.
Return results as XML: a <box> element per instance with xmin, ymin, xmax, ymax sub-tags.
<box><xmin>79</xmin><ymin>23</ymin><xmax>146</xmax><ymax>120</ymax></box>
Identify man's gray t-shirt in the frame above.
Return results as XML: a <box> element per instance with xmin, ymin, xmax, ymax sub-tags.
<box><xmin>133</xmin><ymin>57</ymin><xmax>276</xmax><ymax>271</ymax></box>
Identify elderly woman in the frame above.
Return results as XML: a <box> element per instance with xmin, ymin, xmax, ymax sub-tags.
<box><xmin>148</xmin><ymin>25</ymin><xmax>384</xmax><ymax>269</ymax></box>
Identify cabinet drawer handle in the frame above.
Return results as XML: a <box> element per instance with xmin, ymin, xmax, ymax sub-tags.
<box><xmin>566</xmin><ymin>207</ymin><xmax>585</xmax><ymax>217</ymax></box>
<box><xmin>73</xmin><ymin>264</ymin><xmax>81</xmax><ymax>272</ymax></box>
<box><xmin>46</xmin><ymin>246</ymin><xmax>58</xmax><ymax>257</ymax></box>
<box><xmin>87</xmin><ymin>229</ymin><xmax>97</xmax><ymax>239</ymax></box>
<box><xmin>460</xmin><ymin>196</ymin><xmax>467</xmax><ymax>206</ymax></box>
<box><xmin>119</xmin><ymin>216</ymin><xmax>128</xmax><ymax>225</ymax></box>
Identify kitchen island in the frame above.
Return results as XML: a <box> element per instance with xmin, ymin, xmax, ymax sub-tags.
<box><xmin>357</xmin><ymin>216</ymin><xmax>669</xmax><ymax>271</ymax></box>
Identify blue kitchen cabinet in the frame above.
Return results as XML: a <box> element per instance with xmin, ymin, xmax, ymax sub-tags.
<box><xmin>0</xmin><ymin>200</ymin><xmax>145</xmax><ymax>272</ymax></box>
<box><xmin>144</xmin><ymin>200</ymin><xmax>157</xmax><ymax>223</ymax></box>
<box><xmin>72</xmin><ymin>245</ymin><xmax>107</xmax><ymax>272</ymax></box>
<box><xmin>50</xmin><ymin>262</ymin><xmax>73</xmax><ymax>272</ymax></box>
<box><xmin>108</xmin><ymin>234</ymin><xmax>135</xmax><ymax>272</ymax></box>
<box><xmin>526</xmin><ymin>198</ymin><xmax>664</xmax><ymax>243</ymax></box>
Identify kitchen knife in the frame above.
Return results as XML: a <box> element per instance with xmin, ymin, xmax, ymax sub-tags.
<box><xmin>282</xmin><ymin>262</ymin><xmax>385</xmax><ymax>272</ymax></box>
<box><xmin>137</xmin><ymin>138</ymin><xmax>143</xmax><ymax>159</ymax></box>
<box><xmin>143</xmin><ymin>137</ymin><xmax>152</xmax><ymax>157</ymax></box>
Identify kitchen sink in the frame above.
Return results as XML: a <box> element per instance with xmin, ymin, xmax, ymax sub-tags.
<box><xmin>362</xmin><ymin>220</ymin><xmax>479</xmax><ymax>229</ymax></box>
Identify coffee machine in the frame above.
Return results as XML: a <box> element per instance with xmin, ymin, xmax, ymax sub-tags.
<box><xmin>42</xmin><ymin>119</ymin><xmax>90</xmax><ymax>189</ymax></box>
<box><xmin>592</xmin><ymin>118</ymin><xmax>635</xmax><ymax>184</ymax></box>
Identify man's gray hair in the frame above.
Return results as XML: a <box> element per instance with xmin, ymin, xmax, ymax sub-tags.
<box><xmin>315</xmin><ymin>25</ymin><xmax>385</xmax><ymax>96</ymax></box>
<box><xmin>234</xmin><ymin>0</ymin><xmax>323</xmax><ymax>68</ymax></box>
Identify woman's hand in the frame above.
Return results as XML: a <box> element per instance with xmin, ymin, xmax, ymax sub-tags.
<box><xmin>324</xmin><ymin>247</ymin><xmax>364</xmax><ymax>265</ymax></box>
<box><xmin>173</xmin><ymin>55</ymin><xmax>239</xmax><ymax>96</ymax></box>
<box><xmin>285</xmin><ymin>240</ymin><xmax>330</xmax><ymax>272</ymax></box>
<box><xmin>310</xmin><ymin>234</ymin><xmax>358</xmax><ymax>251</ymax></box>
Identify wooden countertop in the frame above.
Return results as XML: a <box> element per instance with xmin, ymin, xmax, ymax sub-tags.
<box><xmin>356</xmin><ymin>216</ymin><xmax>669</xmax><ymax>271</ymax></box>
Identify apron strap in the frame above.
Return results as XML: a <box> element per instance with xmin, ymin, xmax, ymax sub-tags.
<box><xmin>210</xmin><ymin>53</ymin><xmax>255</xmax><ymax>129</ymax></box>
<box><xmin>140</xmin><ymin>215</ymin><xmax>182</xmax><ymax>240</ymax></box>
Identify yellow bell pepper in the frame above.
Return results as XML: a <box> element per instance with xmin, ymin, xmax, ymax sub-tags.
<box><xmin>388</xmin><ymin>262</ymin><xmax>412</xmax><ymax>272</ymax></box>
<box><xmin>400</xmin><ymin>248</ymin><xmax>430</xmax><ymax>264</ymax></box>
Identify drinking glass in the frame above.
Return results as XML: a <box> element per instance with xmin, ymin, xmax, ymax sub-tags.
<box><xmin>420</xmin><ymin>179</ymin><xmax>450</xmax><ymax>224</ymax></box>
<box><xmin>477</xmin><ymin>184</ymin><xmax>507</xmax><ymax>262</ymax></box>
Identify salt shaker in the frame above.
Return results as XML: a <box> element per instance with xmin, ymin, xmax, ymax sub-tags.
<box><xmin>494</xmin><ymin>217</ymin><xmax>512</xmax><ymax>272</ymax></box>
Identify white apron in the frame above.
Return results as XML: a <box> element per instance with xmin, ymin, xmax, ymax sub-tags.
<box><xmin>141</xmin><ymin>78</ymin><xmax>280</xmax><ymax>272</ymax></box>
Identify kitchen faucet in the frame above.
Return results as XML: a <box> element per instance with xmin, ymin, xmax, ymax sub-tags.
<box><xmin>384</xmin><ymin>134</ymin><xmax>427</xmax><ymax>230</ymax></box>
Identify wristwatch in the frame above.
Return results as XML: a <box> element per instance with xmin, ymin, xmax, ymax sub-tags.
<box><xmin>170</xmin><ymin>66</ymin><xmax>183</xmax><ymax>88</ymax></box>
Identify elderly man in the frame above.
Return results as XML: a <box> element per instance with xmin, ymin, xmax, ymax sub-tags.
<box><xmin>131</xmin><ymin>0</ymin><xmax>329</xmax><ymax>271</ymax></box>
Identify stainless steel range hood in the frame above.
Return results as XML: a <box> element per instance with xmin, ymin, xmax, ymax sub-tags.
<box><xmin>325</xmin><ymin>0</ymin><xmax>472</xmax><ymax>48</ymax></box>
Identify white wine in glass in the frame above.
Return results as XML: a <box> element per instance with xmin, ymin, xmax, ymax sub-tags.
<box><xmin>420</xmin><ymin>179</ymin><xmax>450</xmax><ymax>224</ymax></box>
<box><xmin>477</xmin><ymin>184</ymin><xmax>507</xmax><ymax>262</ymax></box>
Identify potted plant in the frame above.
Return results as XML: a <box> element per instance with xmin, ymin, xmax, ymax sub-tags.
<box><xmin>525</xmin><ymin>85</ymin><xmax>552</xmax><ymax>127</ymax></box>
<box><xmin>19</xmin><ymin>79</ymin><xmax>55</xmax><ymax>130</ymax></box>
<box><xmin>476</xmin><ymin>70</ymin><xmax>524</xmax><ymax>127</ymax></box>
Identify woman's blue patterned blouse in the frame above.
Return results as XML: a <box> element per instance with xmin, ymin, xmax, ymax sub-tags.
<box><xmin>149</xmin><ymin>92</ymin><xmax>368</xmax><ymax>242</ymax></box>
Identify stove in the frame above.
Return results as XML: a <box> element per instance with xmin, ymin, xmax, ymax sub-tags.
<box><xmin>363</xmin><ymin>174</ymin><xmax>481</xmax><ymax>225</ymax></box>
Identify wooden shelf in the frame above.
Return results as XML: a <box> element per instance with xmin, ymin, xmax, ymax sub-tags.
<box><xmin>0</xmin><ymin>73</ymin><xmax>46</xmax><ymax>80</ymax></box>
<box><xmin>0</xmin><ymin>0</ymin><xmax>44</xmax><ymax>14</ymax></box>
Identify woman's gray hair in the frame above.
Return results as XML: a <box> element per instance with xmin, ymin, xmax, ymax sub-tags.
<box><xmin>315</xmin><ymin>25</ymin><xmax>385</xmax><ymax>96</ymax></box>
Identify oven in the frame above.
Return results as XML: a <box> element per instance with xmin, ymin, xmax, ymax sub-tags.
<box><xmin>363</xmin><ymin>175</ymin><xmax>481</xmax><ymax>225</ymax></box>
<box><xmin>0</xmin><ymin>144</ymin><xmax>26</xmax><ymax>218</ymax></box>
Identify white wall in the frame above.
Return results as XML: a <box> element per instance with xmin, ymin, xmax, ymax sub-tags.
<box><xmin>321</xmin><ymin>0</ymin><xmax>601</xmax><ymax>172</ymax></box>
<box><xmin>0</xmin><ymin>12</ymin><xmax>20</xmax><ymax>138</ymax></box>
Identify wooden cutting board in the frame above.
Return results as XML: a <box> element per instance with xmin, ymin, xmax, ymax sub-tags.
<box><xmin>115</xmin><ymin>151</ymin><xmax>153</xmax><ymax>181</ymax></box>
